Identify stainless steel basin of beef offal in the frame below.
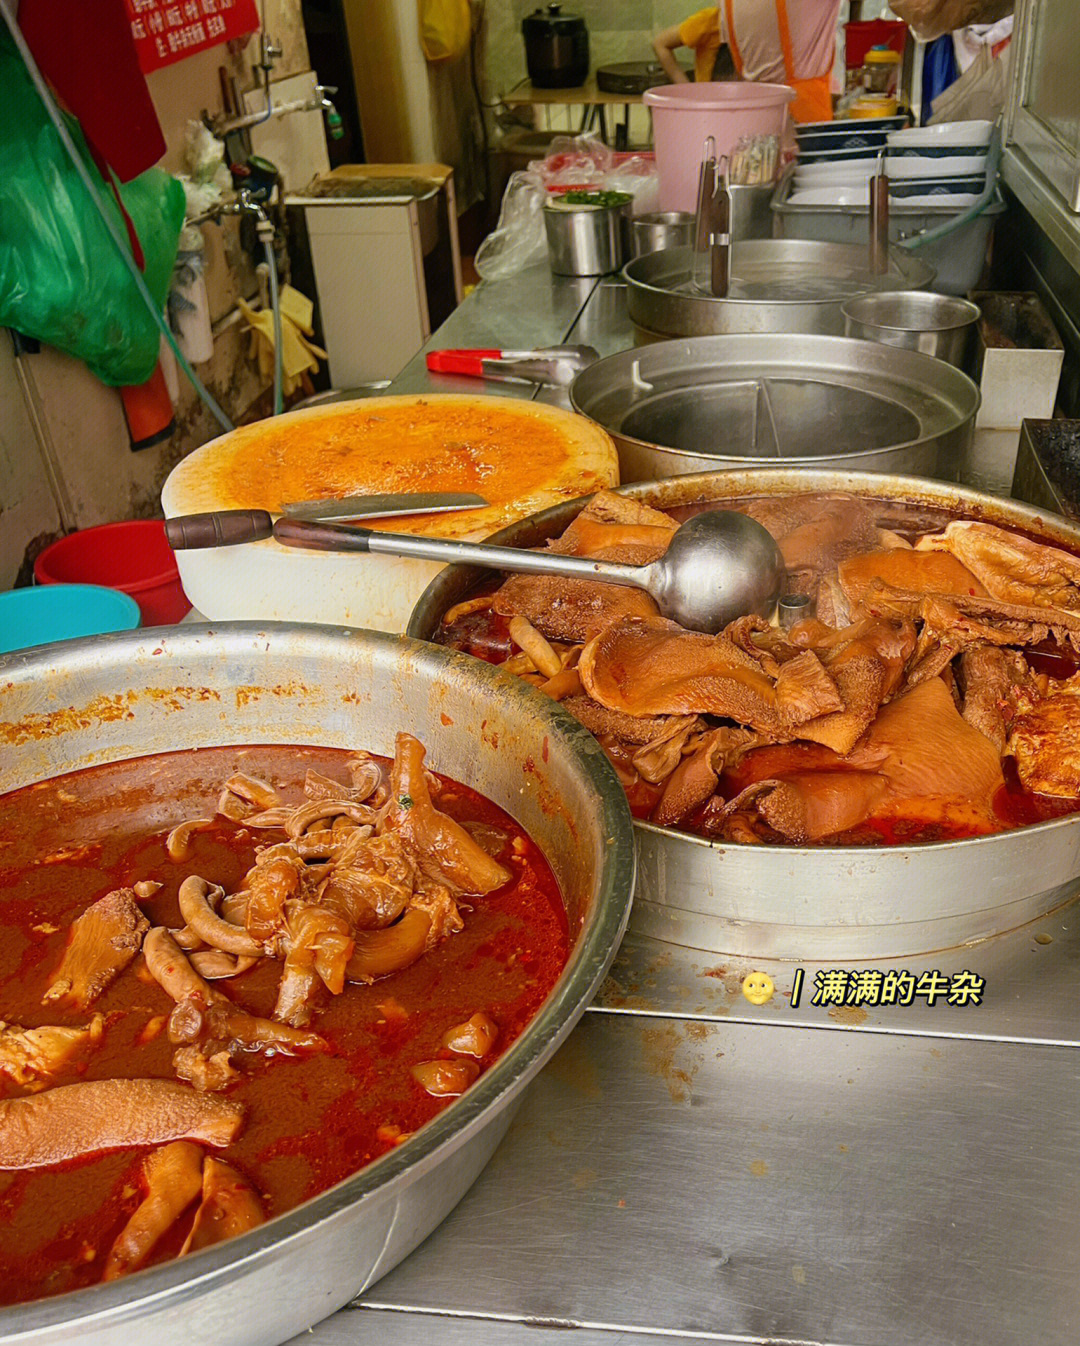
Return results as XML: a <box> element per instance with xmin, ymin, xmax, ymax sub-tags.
<box><xmin>622</xmin><ymin>240</ymin><xmax>937</xmax><ymax>339</ymax></box>
<box><xmin>569</xmin><ymin>334</ymin><xmax>980</xmax><ymax>483</ymax></box>
<box><xmin>0</xmin><ymin>624</ymin><xmax>634</xmax><ymax>1346</ymax></box>
<box><xmin>409</xmin><ymin>468</ymin><xmax>1080</xmax><ymax>962</ymax></box>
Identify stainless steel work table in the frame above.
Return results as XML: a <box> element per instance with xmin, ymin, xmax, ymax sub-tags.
<box><xmin>295</xmin><ymin>268</ymin><xmax>1080</xmax><ymax>1346</ymax></box>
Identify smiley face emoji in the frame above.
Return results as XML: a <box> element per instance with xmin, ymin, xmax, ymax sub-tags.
<box><xmin>741</xmin><ymin>971</ymin><xmax>775</xmax><ymax>1005</ymax></box>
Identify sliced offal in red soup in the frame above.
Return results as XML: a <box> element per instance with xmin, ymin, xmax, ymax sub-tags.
<box><xmin>0</xmin><ymin>733</ymin><xmax>569</xmax><ymax>1305</ymax></box>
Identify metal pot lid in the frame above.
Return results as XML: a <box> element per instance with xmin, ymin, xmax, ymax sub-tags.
<box><xmin>522</xmin><ymin>3</ymin><xmax>585</xmax><ymax>32</ymax></box>
<box><xmin>625</xmin><ymin>240</ymin><xmax>935</xmax><ymax>308</ymax></box>
<box><xmin>569</xmin><ymin>333</ymin><xmax>979</xmax><ymax>464</ymax></box>
<box><xmin>595</xmin><ymin>60</ymin><xmax>684</xmax><ymax>93</ymax></box>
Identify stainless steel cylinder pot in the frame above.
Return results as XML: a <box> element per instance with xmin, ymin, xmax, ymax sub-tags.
<box><xmin>569</xmin><ymin>333</ymin><xmax>980</xmax><ymax>483</ymax></box>
<box><xmin>409</xmin><ymin>468</ymin><xmax>1080</xmax><ymax>961</ymax></box>
<box><xmin>0</xmin><ymin>624</ymin><xmax>634</xmax><ymax>1346</ymax></box>
<box><xmin>544</xmin><ymin>199</ymin><xmax>628</xmax><ymax>276</ymax></box>
<box><xmin>842</xmin><ymin>290</ymin><xmax>981</xmax><ymax>367</ymax></box>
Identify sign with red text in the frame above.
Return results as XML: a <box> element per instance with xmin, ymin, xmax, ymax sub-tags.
<box><xmin>125</xmin><ymin>0</ymin><xmax>259</xmax><ymax>73</ymax></box>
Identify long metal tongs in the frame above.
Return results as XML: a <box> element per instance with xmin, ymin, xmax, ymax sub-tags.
<box><xmin>693</xmin><ymin>138</ymin><xmax>731</xmax><ymax>298</ymax></box>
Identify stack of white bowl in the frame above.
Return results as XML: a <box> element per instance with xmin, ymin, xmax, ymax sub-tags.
<box><xmin>790</xmin><ymin>119</ymin><xmax>993</xmax><ymax>208</ymax></box>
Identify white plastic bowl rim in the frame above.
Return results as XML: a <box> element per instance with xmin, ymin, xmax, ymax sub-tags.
<box><xmin>888</xmin><ymin>120</ymin><xmax>993</xmax><ymax>148</ymax></box>
<box><xmin>788</xmin><ymin>187</ymin><xmax>870</xmax><ymax>205</ymax></box>
<box><xmin>795</xmin><ymin>162</ymin><xmax>878</xmax><ymax>182</ymax></box>
<box><xmin>886</xmin><ymin>153</ymin><xmax>988</xmax><ymax>179</ymax></box>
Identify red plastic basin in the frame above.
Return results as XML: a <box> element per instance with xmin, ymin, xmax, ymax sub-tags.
<box><xmin>34</xmin><ymin>520</ymin><xmax>191</xmax><ymax>626</ymax></box>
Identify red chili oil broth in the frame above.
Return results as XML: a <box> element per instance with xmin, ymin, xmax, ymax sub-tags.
<box><xmin>0</xmin><ymin>745</ymin><xmax>569</xmax><ymax>1304</ymax></box>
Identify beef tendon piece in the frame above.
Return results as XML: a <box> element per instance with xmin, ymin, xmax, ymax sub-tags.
<box><xmin>959</xmin><ymin>646</ymin><xmax>1031</xmax><ymax>753</ymax></box>
<box><xmin>103</xmin><ymin>1141</ymin><xmax>205</xmax><ymax>1281</ymax></box>
<box><xmin>382</xmin><ymin>733</ymin><xmax>510</xmax><ymax>895</ymax></box>
<box><xmin>561</xmin><ymin>696</ymin><xmax>686</xmax><ymax>747</ymax></box>
<box><xmin>724</xmin><ymin>771</ymin><xmax>890</xmax><ymax>843</ymax></box>
<box><xmin>42</xmin><ymin>887</ymin><xmax>150</xmax><ymax>1011</ymax></box>
<box><xmin>787</xmin><ymin>617</ymin><xmax>915</xmax><ymax>756</ymax></box>
<box><xmin>652</xmin><ymin>727</ymin><xmax>758</xmax><ymax>827</ymax></box>
<box><xmin>739</xmin><ymin>494</ymin><xmax>880</xmax><ymax>574</ymax></box>
<box><xmin>0</xmin><ymin>1078</ymin><xmax>244</xmax><ymax>1169</ymax></box>
<box><xmin>550</xmin><ymin>489</ymin><xmax>677</xmax><ymax>565</ymax></box>
<box><xmin>180</xmin><ymin>1156</ymin><xmax>264</xmax><ymax>1255</ymax></box>
<box><xmin>916</xmin><ymin>521</ymin><xmax>1080</xmax><ymax>613</ymax></box>
<box><xmin>491</xmin><ymin>491</ymin><xmax>678</xmax><ymax>643</ymax></box>
<box><xmin>631</xmin><ymin>716</ymin><xmax>704</xmax><ymax>786</ymax></box>
<box><xmin>1007</xmin><ymin>674</ymin><xmax>1080</xmax><ymax>798</ymax></box>
<box><xmin>721</xmin><ymin>678</ymin><xmax>1004</xmax><ymax>842</ymax></box>
<box><xmin>0</xmin><ymin>1015</ymin><xmax>104</xmax><ymax>1092</ymax></box>
<box><xmin>859</xmin><ymin>677</ymin><xmax>1005</xmax><ymax>811</ymax></box>
<box><xmin>493</xmin><ymin>573</ymin><xmax>659</xmax><ymax>645</ymax></box>
<box><xmin>863</xmin><ymin>583</ymin><xmax>1080</xmax><ymax>656</ymax></box>
<box><xmin>838</xmin><ymin>548</ymin><xmax>987</xmax><ymax>607</ymax></box>
<box><xmin>579</xmin><ymin>615</ymin><xmax>794</xmax><ymax>733</ymax></box>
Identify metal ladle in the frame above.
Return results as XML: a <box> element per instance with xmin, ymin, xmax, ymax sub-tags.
<box><xmin>272</xmin><ymin>510</ymin><xmax>785</xmax><ymax>633</ymax></box>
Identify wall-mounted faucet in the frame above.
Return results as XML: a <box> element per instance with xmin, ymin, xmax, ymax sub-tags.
<box><xmin>188</xmin><ymin>187</ymin><xmax>273</xmax><ymax>232</ymax></box>
<box><xmin>208</xmin><ymin>84</ymin><xmax>343</xmax><ymax>138</ymax></box>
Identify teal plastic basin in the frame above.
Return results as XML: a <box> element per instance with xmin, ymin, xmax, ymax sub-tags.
<box><xmin>0</xmin><ymin>584</ymin><xmax>141</xmax><ymax>654</ymax></box>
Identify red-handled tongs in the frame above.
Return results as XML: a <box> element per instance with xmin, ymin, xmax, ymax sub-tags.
<box><xmin>425</xmin><ymin>345</ymin><xmax>599</xmax><ymax>388</ymax></box>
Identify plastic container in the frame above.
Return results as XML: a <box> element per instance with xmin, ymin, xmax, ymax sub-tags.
<box><xmin>843</xmin><ymin>18</ymin><xmax>907</xmax><ymax>87</ymax></box>
<box><xmin>34</xmin><ymin>520</ymin><xmax>190</xmax><ymax>625</ymax></box>
<box><xmin>0</xmin><ymin>584</ymin><xmax>140</xmax><ymax>654</ymax></box>
<box><xmin>644</xmin><ymin>82</ymin><xmax>795</xmax><ymax>212</ymax></box>
<box><xmin>849</xmin><ymin>95</ymin><xmax>899</xmax><ymax>118</ymax></box>
<box><xmin>772</xmin><ymin>171</ymin><xmax>1006</xmax><ymax>295</ymax></box>
<box><xmin>863</xmin><ymin>47</ymin><xmax>901</xmax><ymax>97</ymax></box>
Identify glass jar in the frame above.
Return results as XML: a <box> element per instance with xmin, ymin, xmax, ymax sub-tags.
<box><xmin>863</xmin><ymin>46</ymin><xmax>901</xmax><ymax>97</ymax></box>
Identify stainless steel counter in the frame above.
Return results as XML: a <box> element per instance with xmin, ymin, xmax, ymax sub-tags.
<box><xmin>288</xmin><ymin>269</ymin><xmax>1076</xmax><ymax>1346</ymax></box>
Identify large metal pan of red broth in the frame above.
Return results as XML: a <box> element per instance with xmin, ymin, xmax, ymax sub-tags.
<box><xmin>0</xmin><ymin>624</ymin><xmax>634</xmax><ymax>1345</ymax></box>
<box><xmin>410</xmin><ymin>468</ymin><xmax>1080</xmax><ymax>960</ymax></box>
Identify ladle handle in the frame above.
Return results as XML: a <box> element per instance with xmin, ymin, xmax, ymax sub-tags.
<box><xmin>166</xmin><ymin>509</ymin><xmax>273</xmax><ymax>550</ymax></box>
<box><xmin>271</xmin><ymin>517</ymin><xmax>650</xmax><ymax>589</ymax></box>
<box><xmin>869</xmin><ymin>152</ymin><xmax>889</xmax><ymax>276</ymax></box>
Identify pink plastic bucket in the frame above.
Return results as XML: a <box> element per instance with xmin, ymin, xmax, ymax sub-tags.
<box><xmin>644</xmin><ymin>82</ymin><xmax>795</xmax><ymax>212</ymax></box>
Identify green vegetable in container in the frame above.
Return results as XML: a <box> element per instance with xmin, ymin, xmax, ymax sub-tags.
<box><xmin>556</xmin><ymin>190</ymin><xmax>634</xmax><ymax>208</ymax></box>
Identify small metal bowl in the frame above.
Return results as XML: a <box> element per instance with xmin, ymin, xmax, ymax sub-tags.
<box><xmin>626</xmin><ymin>211</ymin><xmax>696</xmax><ymax>259</ymax></box>
<box><xmin>842</xmin><ymin>291</ymin><xmax>981</xmax><ymax>368</ymax></box>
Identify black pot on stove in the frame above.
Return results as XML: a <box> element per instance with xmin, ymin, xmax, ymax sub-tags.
<box><xmin>522</xmin><ymin>4</ymin><xmax>589</xmax><ymax>89</ymax></box>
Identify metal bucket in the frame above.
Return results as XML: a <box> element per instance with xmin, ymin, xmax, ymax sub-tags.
<box><xmin>0</xmin><ymin>624</ymin><xmax>634</xmax><ymax>1345</ymax></box>
<box><xmin>569</xmin><ymin>334</ymin><xmax>980</xmax><ymax>483</ymax></box>
<box><xmin>408</xmin><ymin>468</ymin><xmax>1080</xmax><ymax>961</ymax></box>
<box><xmin>842</xmin><ymin>291</ymin><xmax>981</xmax><ymax>368</ymax></box>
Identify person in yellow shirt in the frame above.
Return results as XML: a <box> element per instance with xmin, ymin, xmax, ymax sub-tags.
<box><xmin>652</xmin><ymin>0</ymin><xmax>842</xmax><ymax>122</ymax></box>
<box><xmin>652</xmin><ymin>7</ymin><xmax>722</xmax><ymax>84</ymax></box>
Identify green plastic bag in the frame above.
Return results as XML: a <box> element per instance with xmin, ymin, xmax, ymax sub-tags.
<box><xmin>0</xmin><ymin>29</ymin><xmax>185</xmax><ymax>386</ymax></box>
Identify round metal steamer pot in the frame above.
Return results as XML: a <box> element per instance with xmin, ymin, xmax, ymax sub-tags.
<box><xmin>622</xmin><ymin>240</ymin><xmax>937</xmax><ymax>339</ymax></box>
<box><xmin>569</xmin><ymin>335</ymin><xmax>980</xmax><ymax>483</ymax></box>
<box><xmin>0</xmin><ymin>626</ymin><xmax>634</xmax><ymax>1346</ymax></box>
<box><xmin>409</xmin><ymin>468</ymin><xmax>1080</xmax><ymax>961</ymax></box>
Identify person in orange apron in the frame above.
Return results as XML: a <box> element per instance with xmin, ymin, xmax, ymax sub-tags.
<box><xmin>722</xmin><ymin>0</ymin><xmax>842</xmax><ymax>122</ymax></box>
